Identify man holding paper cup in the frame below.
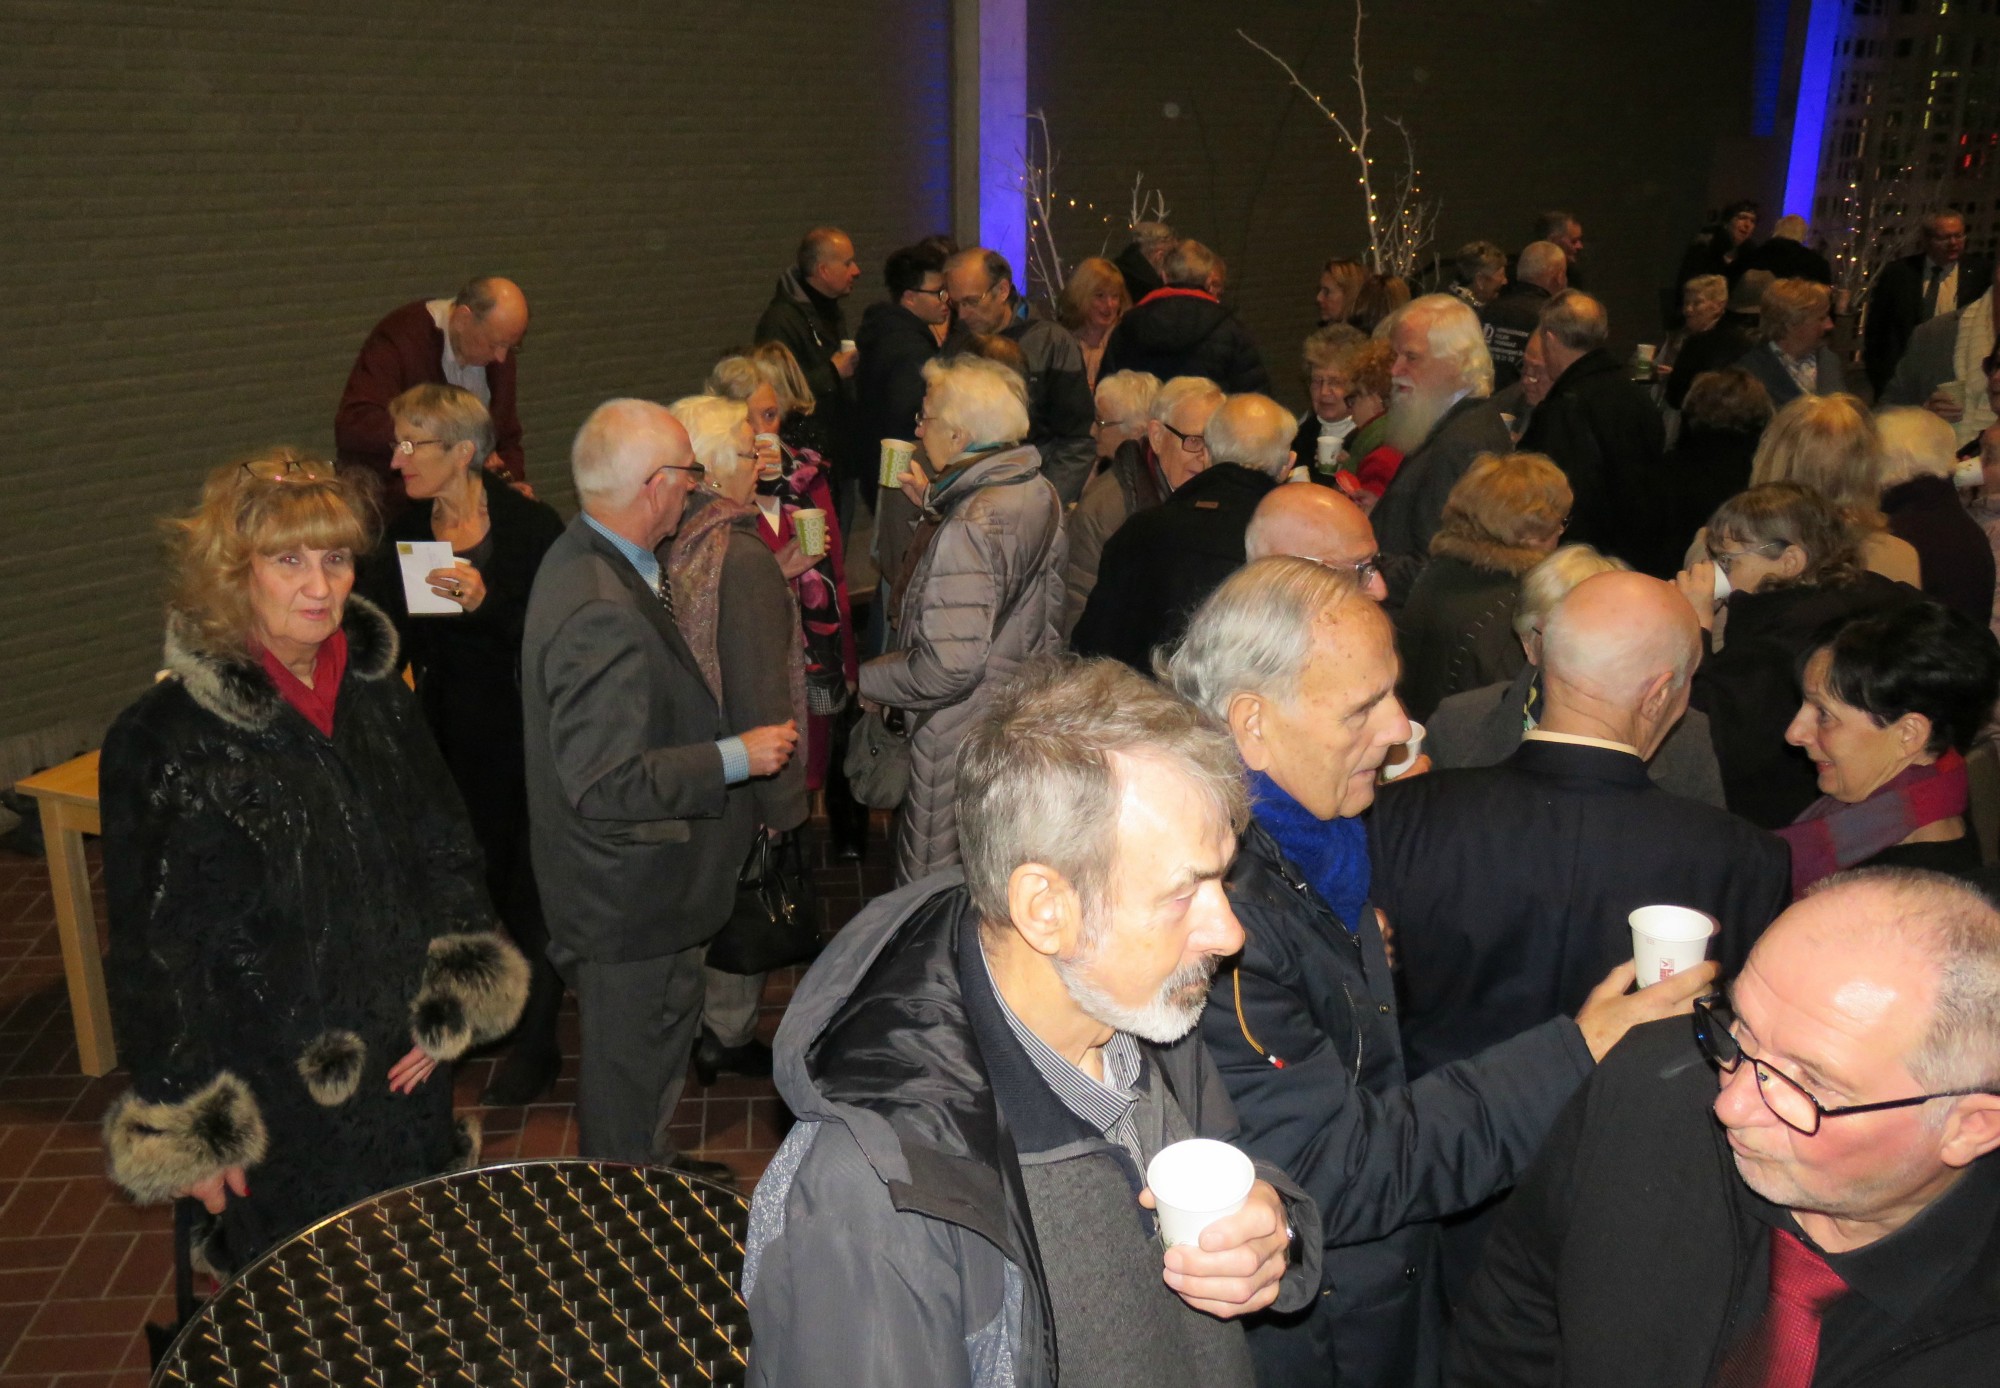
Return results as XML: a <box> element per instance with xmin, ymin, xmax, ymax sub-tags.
<box><xmin>745</xmin><ymin>659</ymin><xmax>1322</xmax><ymax>1388</ymax></box>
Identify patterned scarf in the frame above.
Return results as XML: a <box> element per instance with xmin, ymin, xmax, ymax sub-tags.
<box><xmin>1248</xmin><ymin>769</ymin><xmax>1371</xmax><ymax>934</ymax></box>
<box><xmin>666</xmin><ymin>493</ymin><xmax>808</xmax><ymax>733</ymax></box>
<box><xmin>1776</xmin><ymin>750</ymin><xmax>1968</xmax><ymax>895</ymax></box>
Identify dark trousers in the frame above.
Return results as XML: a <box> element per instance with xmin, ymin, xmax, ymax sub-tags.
<box><xmin>554</xmin><ymin>943</ymin><xmax>706</xmax><ymax>1163</ymax></box>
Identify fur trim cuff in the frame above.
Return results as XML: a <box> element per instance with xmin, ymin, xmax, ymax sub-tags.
<box><xmin>448</xmin><ymin>1115</ymin><xmax>483</xmax><ymax>1173</ymax></box>
<box><xmin>410</xmin><ymin>932</ymin><xmax>531</xmax><ymax>1062</ymax></box>
<box><xmin>104</xmin><ymin>1073</ymin><xmax>268</xmax><ymax>1205</ymax></box>
<box><xmin>297</xmin><ymin>1030</ymin><xmax>366</xmax><ymax>1106</ymax></box>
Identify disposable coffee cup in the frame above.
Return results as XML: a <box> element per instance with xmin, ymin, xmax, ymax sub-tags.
<box><xmin>753</xmin><ymin>431</ymin><xmax>783</xmax><ymax>480</ymax></box>
<box><xmin>793</xmin><ymin>508</ymin><xmax>827</xmax><ymax>557</ymax></box>
<box><xmin>839</xmin><ymin>338</ymin><xmax>857</xmax><ymax>356</ymax></box>
<box><xmin>1315</xmin><ymin>432</ymin><xmax>1341</xmax><ymax>470</ymax></box>
<box><xmin>1712</xmin><ymin>563</ymin><xmax>1732</xmax><ymax>604</ymax></box>
<box><xmin>1954</xmin><ymin>455</ymin><xmax>1984</xmax><ymax>492</ymax></box>
<box><xmin>879</xmin><ymin>439</ymin><xmax>917</xmax><ymax>488</ymax></box>
<box><xmin>1629</xmin><ymin>905</ymin><xmax>1717</xmax><ymax>986</ymax></box>
<box><xmin>1380</xmin><ymin>721</ymin><xmax>1426</xmax><ymax>782</ymax></box>
<box><xmin>1146</xmin><ymin>1138</ymin><xmax>1256</xmax><ymax>1248</ymax></box>
<box><xmin>1633</xmin><ymin>343</ymin><xmax>1657</xmax><ymax>365</ymax></box>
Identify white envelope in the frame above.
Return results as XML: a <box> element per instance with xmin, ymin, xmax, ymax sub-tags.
<box><xmin>397</xmin><ymin>540</ymin><xmax>463</xmax><ymax>615</ymax></box>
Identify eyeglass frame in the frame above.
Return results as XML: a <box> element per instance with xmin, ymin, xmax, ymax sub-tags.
<box><xmin>392</xmin><ymin>437</ymin><xmax>446</xmax><ymax>457</ymax></box>
<box><xmin>241</xmin><ymin>457</ymin><xmax>335</xmax><ymax>482</ymax></box>
<box><xmin>1706</xmin><ymin>539</ymin><xmax>1786</xmax><ymax>575</ymax></box>
<box><xmin>1692</xmin><ymin>993</ymin><xmax>1996</xmax><ymax>1137</ymax></box>
<box><xmin>908</xmin><ymin>284</ymin><xmax>951</xmax><ymax>302</ymax></box>
<box><xmin>650</xmin><ymin>462</ymin><xmax>706</xmax><ymax>482</ymax></box>
<box><xmin>1160</xmin><ymin>420</ymin><xmax>1208</xmax><ymax>453</ymax></box>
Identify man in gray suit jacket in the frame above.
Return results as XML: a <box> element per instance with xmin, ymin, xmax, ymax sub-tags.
<box><xmin>1882</xmin><ymin>259</ymin><xmax>2000</xmax><ymax>448</ymax></box>
<box><xmin>522</xmin><ymin>399</ymin><xmax>797</xmax><ymax>1171</ymax></box>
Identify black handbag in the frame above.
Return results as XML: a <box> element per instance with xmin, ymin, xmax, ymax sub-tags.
<box><xmin>705</xmin><ymin>830</ymin><xmax>823</xmax><ymax>975</ymax></box>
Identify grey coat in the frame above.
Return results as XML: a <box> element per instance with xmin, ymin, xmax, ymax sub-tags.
<box><xmin>1730</xmin><ymin>339</ymin><xmax>1846</xmax><ymax>409</ymax></box>
<box><xmin>1062</xmin><ymin>441</ymin><xmax>1163</xmax><ymax>638</ymax></box>
<box><xmin>1426</xmin><ymin>663</ymin><xmax>1727</xmax><ymax>808</ymax></box>
<box><xmin>860</xmin><ymin>446</ymin><xmax>1066</xmax><ymax>883</ymax></box>
<box><xmin>1371</xmin><ymin>396</ymin><xmax>1515</xmax><ymax>602</ymax></box>
<box><xmin>521</xmin><ymin>516</ymin><xmax>755</xmax><ymax>963</ymax></box>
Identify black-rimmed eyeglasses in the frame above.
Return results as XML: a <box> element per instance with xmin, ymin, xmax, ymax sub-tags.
<box><xmin>1161</xmin><ymin>421</ymin><xmax>1207</xmax><ymax>453</ymax></box>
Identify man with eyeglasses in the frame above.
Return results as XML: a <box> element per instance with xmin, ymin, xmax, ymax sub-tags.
<box><xmin>336</xmin><ymin>275</ymin><xmax>530</xmax><ymax>516</ymax></box>
<box><xmin>1447</xmin><ymin>867</ymin><xmax>2000</xmax><ymax>1388</ymax></box>
<box><xmin>1244</xmin><ymin>483</ymin><xmax>1390</xmax><ymax>602</ymax></box>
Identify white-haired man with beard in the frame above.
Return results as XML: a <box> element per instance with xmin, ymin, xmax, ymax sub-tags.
<box><xmin>745</xmin><ymin>657</ymin><xmax>1323</xmax><ymax>1388</ymax></box>
<box><xmin>1369</xmin><ymin>295</ymin><xmax>1516</xmax><ymax>604</ymax></box>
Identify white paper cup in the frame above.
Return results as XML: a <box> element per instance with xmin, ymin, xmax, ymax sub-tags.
<box><xmin>839</xmin><ymin>338</ymin><xmax>857</xmax><ymax>356</ymax></box>
<box><xmin>879</xmin><ymin>439</ymin><xmax>916</xmax><ymax>488</ymax></box>
<box><xmin>1954</xmin><ymin>455</ymin><xmax>1984</xmax><ymax>492</ymax></box>
<box><xmin>1380</xmin><ymin>721</ymin><xmax>1427</xmax><ymax>782</ymax></box>
<box><xmin>1315</xmin><ymin>432</ymin><xmax>1341</xmax><ymax>470</ymax></box>
<box><xmin>1634</xmin><ymin>343</ymin><xmax>1657</xmax><ymax>365</ymax></box>
<box><xmin>1146</xmin><ymin>1138</ymin><xmax>1256</xmax><ymax>1248</ymax></box>
<box><xmin>1712</xmin><ymin>563</ymin><xmax>1732</xmax><ymax>604</ymax></box>
<box><xmin>1629</xmin><ymin>905</ymin><xmax>1717</xmax><ymax>986</ymax></box>
<box><xmin>793</xmin><ymin>508</ymin><xmax>827</xmax><ymax>557</ymax></box>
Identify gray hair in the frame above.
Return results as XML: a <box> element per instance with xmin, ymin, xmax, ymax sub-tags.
<box><xmin>1514</xmin><ymin>544</ymin><xmax>1629</xmax><ymax>640</ymax></box>
<box><xmin>705</xmin><ymin>354</ymin><xmax>765</xmax><ymax>403</ymax></box>
<box><xmin>1095</xmin><ymin>370</ymin><xmax>1161</xmax><ymax>431</ymax></box>
<box><xmin>1772</xmin><ymin>214</ymin><xmax>1809</xmax><ymax>243</ymax></box>
<box><xmin>957</xmin><ymin>657</ymin><xmax>1248</xmax><ymax>929</ymax></box>
<box><xmin>667</xmin><ymin>394</ymin><xmax>751</xmax><ymax>490</ymax></box>
<box><xmin>1453</xmin><ymin>240</ymin><xmax>1507</xmax><ymax>283</ymax></box>
<box><xmin>571</xmin><ymin>398</ymin><xmax>681</xmax><ymax>508</ymax></box>
<box><xmin>1761</xmin><ymin>278</ymin><xmax>1832</xmax><ymax>339</ymax></box>
<box><xmin>389</xmin><ymin>383</ymin><xmax>495</xmax><ymax>464</ymax></box>
<box><xmin>1539</xmin><ymin>290</ymin><xmax>1610</xmax><ymax>354</ymax></box>
<box><xmin>1516</xmin><ymin>240</ymin><xmax>1568</xmax><ymax>288</ymax></box>
<box><xmin>1806</xmin><ymin>867</ymin><xmax>2000</xmax><ymax>1092</ymax></box>
<box><xmin>1133</xmin><ymin>221</ymin><xmax>1178</xmax><ymax>254</ymax></box>
<box><xmin>1876</xmin><ymin>406</ymin><xmax>1960</xmax><ymax>486</ymax></box>
<box><xmin>1203</xmin><ymin>394</ymin><xmax>1297</xmax><ymax>479</ymax></box>
<box><xmin>1391</xmin><ymin>294</ymin><xmax>1495</xmax><ymax>396</ymax></box>
<box><xmin>795</xmin><ymin>226</ymin><xmax>850</xmax><ymax>277</ymax></box>
<box><xmin>1153</xmin><ymin>375</ymin><xmax>1226</xmax><ymax>425</ymax></box>
<box><xmin>1162</xmin><ymin>557</ymin><xmax>1368</xmax><ymax>720</ymax></box>
<box><xmin>452</xmin><ymin>275</ymin><xmax>507</xmax><ymax>317</ymax></box>
<box><xmin>1163</xmin><ymin>240</ymin><xmax>1223</xmax><ymax>290</ymax></box>
<box><xmin>1684</xmin><ymin>273</ymin><xmax>1728</xmax><ymax>312</ymax></box>
<box><xmin>922</xmin><ymin>355</ymin><xmax>1030</xmax><ymax>446</ymax></box>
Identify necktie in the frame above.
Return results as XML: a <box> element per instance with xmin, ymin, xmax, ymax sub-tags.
<box><xmin>1922</xmin><ymin>264</ymin><xmax>1945</xmax><ymax>320</ymax></box>
<box><xmin>1713</xmin><ymin>1230</ymin><xmax>1849</xmax><ymax>1388</ymax></box>
<box><xmin>656</xmin><ymin>571</ymin><xmax>677</xmax><ymax>621</ymax></box>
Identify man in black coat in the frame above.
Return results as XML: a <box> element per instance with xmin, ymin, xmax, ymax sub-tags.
<box><xmin>1162</xmin><ymin>557</ymin><xmax>1715</xmax><ymax>1388</ymax></box>
<box><xmin>1070</xmin><ymin>392</ymin><xmax>1290</xmax><ymax>670</ymax></box>
<box><xmin>1481</xmin><ymin>241</ymin><xmax>1566</xmax><ymax>390</ymax></box>
<box><xmin>1100</xmin><ymin>239</ymin><xmax>1272</xmax><ymax>393</ymax></box>
<box><xmin>1446</xmin><ymin>870</ymin><xmax>2000</xmax><ymax>1388</ymax></box>
<box><xmin>755</xmin><ymin>227</ymin><xmax>863</xmax><ymax>485</ymax></box>
<box><xmin>1114</xmin><ymin>220</ymin><xmax>1175</xmax><ymax>302</ymax></box>
<box><xmin>1735</xmin><ymin>213</ymin><xmax>1834</xmax><ymax>285</ymax></box>
<box><xmin>1864</xmin><ymin>211</ymin><xmax>1993</xmax><ymax>394</ymax></box>
<box><xmin>1517</xmin><ymin>291</ymin><xmax>1666</xmax><ymax>564</ymax></box>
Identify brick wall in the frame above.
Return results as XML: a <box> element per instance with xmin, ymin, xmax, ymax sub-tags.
<box><xmin>1029</xmin><ymin>0</ymin><xmax>1766</xmax><ymax>408</ymax></box>
<box><xmin>0</xmin><ymin>0</ymin><xmax>951</xmax><ymax>746</ymax></box>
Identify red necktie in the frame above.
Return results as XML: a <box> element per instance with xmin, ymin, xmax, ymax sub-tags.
<box><xmin>1714</xmin><ymin>1230</ymin><xmax>1850</xmax><ymax>1388</ymax></box>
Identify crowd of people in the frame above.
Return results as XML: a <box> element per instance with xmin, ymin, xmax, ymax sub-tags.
<box><xmin>90</xmin><ymin>198</ymin><xmax>2000</xmax><ymax>1387</ymax></box>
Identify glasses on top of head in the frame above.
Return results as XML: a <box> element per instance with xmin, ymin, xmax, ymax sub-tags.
<box><xmin>242</xmin><ymin>457</ymin><xmax>334</xmax><ymax>483</ymax></box>
<box><xmin>1692</xmin><ymin>994</ymin><xmax>1996</xmax><ymax>1137</ymax></box>
<box><xmin>1160</xmin><ymin>421</ymin><xmax>1207</xmax><ymax>453</ymax></box>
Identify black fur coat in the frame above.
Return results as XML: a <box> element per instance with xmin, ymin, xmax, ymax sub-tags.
<box><xmin>99</xmin><ymin>595</ymin><xmax>528</xmax><ymax>1271</ymax></box>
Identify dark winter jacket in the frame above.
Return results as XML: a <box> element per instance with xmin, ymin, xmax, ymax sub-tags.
<box><xmin>1070</xmin><ymin>462</ymin><xmax>1277</xmax><ymax>671</ymax></box>
<box><xmin>1063</xmin><ymin>439</ymin><xmax>1166</xmax><ymax>637</ymax></box>
<box><xmin>1205</xmin><ymin>821</ymin><xmax>1593</xmax><ymax>1388</ymax></box>
<box><xmin>745</xmin><ymin>873</ymin><xmax>1324</xmax><ymax>1388</ymax></box>
<box><xmin>855</xmin><ymin>299</ymin><xmax>956</xmax><ymax>464</ymax></box>
<box><xmin>1732</xmin><ymin>338</ymin><xmax>1847</xmax><ymax>409</ymax></box>
<box><xmin>1371</xmin><ymin>397</ymin><xmax>1517</xmax><ymax>599</ymax></box>
<box><xmin>1882</xmin><ymin>473</ymin><xmax>1997</xmax><ymax>627</ymax></box>
<box><xmin>100</xmin><ymin>596</ymin><xmax>527</xmax><ymax>1273</ymax></box>
<box><xmin>1662</xmin><ymin>310</ymin><xmax>1760</xmax><ymax>411</ymax></box>
<box><xmin>1446</xmin><ymin>1018</ymin><xmax>2000</xmax><ymax>1388</ymax></box>
<box><xmin>755</xmin><ymin>267</ymin><xmax>859</xmax><ymax>480</ymax></box>
<box><xmin>1114</xmin><ymin>240</ymin><xmax>1165</xmax><ymax>304</ymax></box>
<box><xmin>1517</xmin><ymin>348</ymin><xmax>1666</xmax><ymax>564</ymax></box>
<box><xmin>1394</xmin><ymin>550</ymin><xmax>1532</xmax><ymax>722</ymax></box>
<box><xmin>1100</xmin><ymin>288</ymin><xmax>1273</xmax><ymax>394</ymax></box>
<box><xmin>1648</xmin><ymin>424</ymin><xmax>1761</xmax><ymax>579</ymax></box>
<box><xmin>1003</xmin><ymin>313</ymin><xmax>1099</xmax><ymax>503</ymax></box>
<box><xmin>1736</xmin><ymin>235</ymin><xmax>1834</xmax><ymax>285</ymax></box>
<box><xmin>1479</xmin><ymin>282</ymin><xmax>1551</xmax><ymax>390</ymax></box>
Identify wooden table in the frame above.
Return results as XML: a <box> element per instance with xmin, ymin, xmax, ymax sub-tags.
<box><xmin>13</xmin><ymin>751</ymin><xmax>114</xmax><ymax>1075</ymax></box>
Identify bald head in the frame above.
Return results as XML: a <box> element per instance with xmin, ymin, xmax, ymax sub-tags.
<box><xmin>1244</xmin><ymin>485</ymin><xmax>1386</xmax><ymax>601</ymax></box>
<box><xmin>1205</xmin><ymin>393</ymin><xmax>1299</xmax><ymax>479</ymax></box>
<box><xmin>1538</xmin><ymin>572</ymin><xmax>1699</xmax><ymax>757</ymax></box>
<box><xmin>1516</xmin><ymin>241</ymin><xmax>1568</xmax><ymax>294</ymax></box>
<box><xmin>448</xmin><ymin>276</ymin><xmax>528</xmax><ymax>367</ymax></box>
<box><xmin>572</xmin><ymin>399</ymin><xmax>689</xmax><ymax>509</ymax></box>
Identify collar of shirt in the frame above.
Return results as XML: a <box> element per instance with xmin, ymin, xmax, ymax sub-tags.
<box><xmin>582</xmin><ymin>512</ymin><xmax>663</xmax><ymax>592</ymax></box>
<box><xmin>1521</xmin><ymin>729</ymin><xmax>1642</xmax><ymax>757</ymax></box>
<box><xmin>975</xmin><ymin>935</ymin><xmax>1143</xmax><ymax>1141</ymax></box>
<box><xmin>428</xmin><ymin>297</ymin><xmax>488</xmax><ymax>394</ymax></box>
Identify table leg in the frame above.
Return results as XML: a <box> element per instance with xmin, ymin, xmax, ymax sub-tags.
<box><xmin>41</xmin><ymin>805</ymin><xmax>117</xmax><ymax>1076</ymax></box>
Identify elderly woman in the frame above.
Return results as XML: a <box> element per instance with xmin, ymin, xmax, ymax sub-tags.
<box><xmin>665</xmin><ymin>395</ymin><xmax>809</xmax><ymax>1083</ymax></box>
<box><xmin>863</xmin><ymin>355</ymin><xmax>1065</xmax><ymax>882</ymax></box>
<box><xmin>1877</xmin><ymin>405</ymin><xmax>1997</xmax><ymax>625</ymax></box>
<box><xmin>1064</xmin><ymin>369</ymin><xmax>1161</xmax><ymax>636</ymax></box>
<box><xmin>1678</xmin><ymin>482</ymin><xmax>1925</xmax><ymax>829</ymax></box>
<box><xmin>1749</xmin><ymin>392</ymin><xmax>1922</xmax><ymax>585</ymax></box>
<box><xmin>1335</xmin><ymin>337</ymin><xmax>1402</xmax><ymax>505</ymax></box>
<box><xmin>101</xmin><ymin>452</ymin><xmax>527</xmax><ymax>1284</ymax></box>
<box><xmin>354</xmin><ymin>385</ymin><xmax>565</xmax><ymax>1107</ymax></box>
<box><xmin>1397</xmin><ymin>453</ymin><xmax>1572</xmax><ymax>720</ymax></box>
<box><xmin>1059</xmin><ymin>255</ymin><xmax>1131</xmax><ymax>391</ymax></box>
<box><xmin>1657</xmin><ymin>273</ymin><xmax>1727</xmax><ymax>393</ymax></box>
<box><xmin>1294</xmin><ymin>324</ymin><xmax>1366</xmax><ymax>480</ymax></box>
<box><xmin>1738</xmin><ymin>277</ymin><xmax>1841</xmax><ymax>408</ymax></box>
<box><xmin>1779</xmin><ymin>601</ymin><xmax>2000</xmax><ymax>891</ymax></box>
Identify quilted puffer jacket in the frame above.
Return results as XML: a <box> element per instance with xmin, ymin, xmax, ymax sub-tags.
<box><xmin>859</xmin><ymin>445</ymin><xmax>1065</xmax><ymax>883</ymax></box>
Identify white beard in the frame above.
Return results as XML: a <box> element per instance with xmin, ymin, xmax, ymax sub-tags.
<box><xmin>1383</xmin><ymin>379</ymin><xmax>1464</xmax><ymax>454</ymax></box>
<box><xmin>1054</xmin><ymin>952</ymin><xmax>1219</xmax><ymax>1045</ymax></box>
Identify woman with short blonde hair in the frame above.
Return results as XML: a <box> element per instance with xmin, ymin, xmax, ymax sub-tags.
<box><xmin>1750</xmin><ymin>393</ymin><xmax>1921</xmax><ymax>585</ymax></box>
<box><xmin>1059</xmin><ymin>256</ymin><xmax>1131</xmax><ymax>390</ymax></box>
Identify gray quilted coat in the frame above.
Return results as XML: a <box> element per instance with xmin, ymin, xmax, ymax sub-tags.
<box><xmin>859</xmin><ymin>445</ymin><xmax>1066</xmax><ymax>884</ymax></box>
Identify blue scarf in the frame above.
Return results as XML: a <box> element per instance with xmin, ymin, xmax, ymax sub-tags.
<box><xmin>1248</xmin><ymin>769</ymin><xmax>1371</xmax><ymax>933</ymax></box>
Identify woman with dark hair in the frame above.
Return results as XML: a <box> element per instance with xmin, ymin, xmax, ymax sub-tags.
<box><xmin>1779</xmin><ymin>601</ymin><xmax>2000</xmax><ymax>891</ymax></box>
<box><xmin>1678</xmin><ymin>482</ymin><xmax>1924</xmax><ymax>829</ymax></box>
<box><xmin>1673</xmin><ymin>199</ymin><xmax>1760</xmax><ymax>295</ymax></box>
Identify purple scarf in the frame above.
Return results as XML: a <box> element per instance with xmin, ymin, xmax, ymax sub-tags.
<box><xmin>1776</xmin><ymin>750</ymin><xmax>1968</xmax><ymax>895</ymax></box>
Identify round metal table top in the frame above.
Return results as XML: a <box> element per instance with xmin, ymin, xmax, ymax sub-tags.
<box><xmin>152</xmin><ymin>1159</ymin><xmax>752</xmax><ymax>1387</ymax></box>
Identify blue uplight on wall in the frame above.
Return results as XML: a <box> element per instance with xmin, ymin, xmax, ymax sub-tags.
<box><xmin>1784</xmin><ymin>0</ymin><xmax>1844</xmax><ymax>219</ymax></box>
<box><xmin>977</xmin><ymin>0</ymin><xmax>1028</xmax><ymax>276</ymax></box>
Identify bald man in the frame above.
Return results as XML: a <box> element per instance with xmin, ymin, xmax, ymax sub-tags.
<box><xmin>1244</xmin><ymin>483</ymin><xmax>1390</xmax><ymax>601</ymax></box>
<box><xmin>337</xmin><ymin>276</ymin><xmax>531</xmax><ymax>514</ymax></box>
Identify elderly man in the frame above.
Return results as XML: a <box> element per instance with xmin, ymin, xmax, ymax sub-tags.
<box><xmin>944</xmin><ymin>247</ymin><xmax>1097</xmax><ymax>503</ymax></box>
<box><xmin>1517</xmin><ymin>291</ymin><xmax>1666</xmax><ymax>562</ymax></box>
<box><xmin>1062</xmin><ymin>370</ymin><xmax>1190</xmax><ymax>636</ymax></box>
<box><xmin>1482</xmin><ymin>241</ymin><xmax>1567</xmax><ymax>390</ymax></box>
<box><xmin>1101</xmin><ymin>240</ymin><xmax>1272</xmax><ymax>393</ymax></box>
<box><xmin>1244</xmin><ymin>482</ymin><xmax>1390</xmax><ymax>602</ymax></box>
<box><xmin>521</xmin><ymin>399</ymin><xmax>797</xmax><ymax>1174</ymax></box>
<box><xmin>745</xmin><ymin>658</ymin><xmax>1323</xmax><ymax>1388</ymax></box>
<box><xmin>1072</xmin><ymin>392</ymin><xmax>1293</xmax><ymax>669</ymax></box>
<box><xmin>1739</xmin><ymin>213</ymin><xmax>1834</xmax><ymax>284</ymax></box>
<box><xmin>756</xmin><ymin>227</ymin><xmax>862</xmax><ymax>486</ymax></box>
<box><xmin>1164</xmin><ymin>558</ymin><xmax>1712</xmax><ymax>1388</ymax></box>
<box><xmin>1736</xmin><ymin>277</ymin><xmax>1843</xmax><ymax>408</ymax></box>
<box><xmin>1447</xmin><ymin>867</ymin><xmax>2000</xmax><ymax>1386</ymax></box>
<box><xmin>1449</xmin><ymin>241</ymin><xmax>1509</xmax><ymax>309</ymax></box>
<box><xmin>1370</xmin><ymin>295</ymin><xmax>1515</xmax><ymax>596</ymax></box>
<box><xmin>335</xmin><ymin>275</ymin><xmax>529</xmax><ymax>512</ymax></box>
<box><xmin>1865</xmin><ymin>210</ymin><xmax>1994</xmax><ymax>394</ymax></box>
<box><xmin>1883</xmin><ymin>257</ymin><xmax>2000</xmax><ymax>448</ymax></box>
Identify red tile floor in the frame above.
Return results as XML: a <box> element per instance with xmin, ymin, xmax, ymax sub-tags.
<box><xmin>0</xmin><ymin>814</ymin><xmax>894</xmax><ymax>1384</ymax></box>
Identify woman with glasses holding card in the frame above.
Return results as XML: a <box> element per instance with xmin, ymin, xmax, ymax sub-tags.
<box><xmin>356</xmin><ymin>384</ymin><xmax>567</xmax><ymax>1106</ymax></box>
<box><xmin>99</xmin><ymin>451</ymin><xmax>528</xmax><ymax>1290</ymax></box>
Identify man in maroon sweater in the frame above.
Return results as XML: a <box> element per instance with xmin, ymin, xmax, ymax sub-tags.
<box><xmin>335</xmin><ymin>276</ymin><xmax>530</xmax><ymax>512</ymax></box>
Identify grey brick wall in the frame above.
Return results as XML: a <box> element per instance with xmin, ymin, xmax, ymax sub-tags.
<box><xmin>0</xmin><ymin>0</ymin><xmax>951</xmax><ymax>745</ymax></box>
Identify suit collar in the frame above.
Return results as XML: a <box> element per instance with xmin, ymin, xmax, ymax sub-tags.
<box><xmin>1507</xmin><ymin>735</ymin><xmax>1652</xmax><ymax>787</ymax></box>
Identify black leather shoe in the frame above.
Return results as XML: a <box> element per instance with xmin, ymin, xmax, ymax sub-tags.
<box><xmin>693</xmin><ymin>1032</ymin><xmax>773</xmax><ymax>1087</ymax></box>
<box><xmin>664</xmin><ymin>1153</ymin><xmax>739</xmax><ymax>1189</ymax></box>
<box><xmin>480</xmin><ymin>1045</ymin><xmax>561</xmax><ymax>1107</ymax></box>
